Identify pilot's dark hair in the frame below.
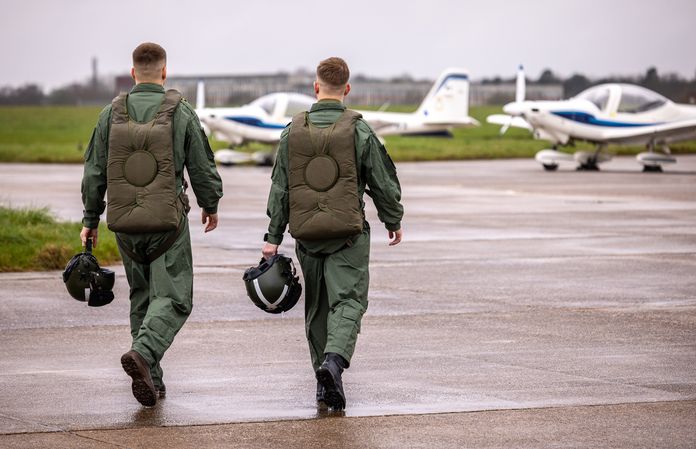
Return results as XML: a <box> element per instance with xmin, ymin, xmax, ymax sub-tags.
<box><xmin>317</xmin><ymin>57</ymin><xmax>350</xmax><ymax>89</ymax></box>
<box><xmin>132</xmin><ymin>42</ymin><xmax>167</xmax><ymax>80</ymax></box>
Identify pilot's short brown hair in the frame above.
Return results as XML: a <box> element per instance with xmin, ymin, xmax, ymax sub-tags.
<box><xmin>317</xmin><ymin>57</ymin><xmax>350</xmax><ymax>88</ymax></box>
<box><xmin>132</xmin><ymin>42</ymin><xmax>167</xmax><ymax>79</ymax></box>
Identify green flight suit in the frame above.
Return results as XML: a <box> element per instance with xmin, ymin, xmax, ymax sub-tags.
<box><xmin>81</xmin><ymin>83</ymin><xmax>223</xmax><ymax>388</ymax></box>
<box><xmin>266</xmin><ymin>99</ymin><xmax>403</xmax><ymax>371</ymax></box>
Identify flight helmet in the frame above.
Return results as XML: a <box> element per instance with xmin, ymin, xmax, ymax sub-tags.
<box><xmin>243</xmin><ymin>254</ymin><xmax>302</xmax><ymax>314</ymax></box>
<box><xmin>62</xmin><ymin>239</ymin><xmax>115</xmax><ymax>307</ymax></box>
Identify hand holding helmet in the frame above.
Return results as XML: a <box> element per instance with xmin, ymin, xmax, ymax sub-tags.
<box><xmin>62</xmin><ymin>238</ymin><xmax>115</xmax><ymax>307</ymax></box>
<box><xmin>243</xmin><ymin>254</ymin><xmax>302</xmax><ymax>314</ymax></box>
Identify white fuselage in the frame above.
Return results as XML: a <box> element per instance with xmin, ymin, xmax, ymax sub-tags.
<box><xmin>196</xmin><ymin>68</ymin><xmax>479</xmax><ymax>146</ymax></box>
<box><xmin>503</xmin><ymin>84</ymin><xmax>696</xmax><ymax>147</ymax></box>
<box><xmin>197</xmin><ymin>104</ymin><xmax>290</xmax><ymax>145</ymax></box>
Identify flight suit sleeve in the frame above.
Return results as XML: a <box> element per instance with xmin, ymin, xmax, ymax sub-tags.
<box><xmin>184</xmin><ymin>110</ymin><xmax>223</xmax><ymax>214</ymax></box>
<box><xmin>265</xmin><ymin>128</ymin><xmax>291</xmax><ymax>245</ymax></box>
<box><xmin>362</xmin><ymin>132</ymin><xmax>404</xmax><ymax>231</ymax></box>
<box><xmin>81</xmin><ymin>106</ymin><xmax>111</xmax><ymax>229</ymax></box>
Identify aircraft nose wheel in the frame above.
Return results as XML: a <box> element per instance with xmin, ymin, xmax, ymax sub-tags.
<box><xmin>542</xmin><ymin>163</ymin><xmax>558</xmax><ymax>171</ymax></box>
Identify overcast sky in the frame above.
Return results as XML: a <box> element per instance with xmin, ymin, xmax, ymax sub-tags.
<box><xmin>1</xmin><ymin>0</ymin><xmax>694</xmax><ymax>90</ymax></box>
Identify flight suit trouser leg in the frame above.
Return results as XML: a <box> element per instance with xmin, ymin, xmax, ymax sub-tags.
<box><xmin>297</xmin><ymin>254</ymin><xmax>329</xmax><ymax>372</ymax></box>
<box><xmin>297</xmin><ymin>229</ymin><xmax>370</xmax><ymax>372</ymax></box>
<box><xmin>123</xmin><ymin>262</ymin><xmax>164</xmax><ymax>387</ymax></box>
<box><xmin>119</xmin><ymin>220</ymin><xmax>193</xmax><ymax>386</ymax></box>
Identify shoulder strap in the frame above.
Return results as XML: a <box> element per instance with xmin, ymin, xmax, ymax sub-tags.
<box><xmin>154</xmin><ymin>89</ymin><xmax>182</xmax><ymax>125</ymax></box>
<box><xmin>291</xmin><ymin>111</ymin><xmax>307</xmax><ymax>128</ymax></box>
<box><xmin>342</xmin><ymin>109</ymin><xmax>362</xmax><ymax>121</ymax></box>
<box><xmin>111</xmin><ymin>93</ymin><xmax>129</xmax><ymax>124</ymax></box>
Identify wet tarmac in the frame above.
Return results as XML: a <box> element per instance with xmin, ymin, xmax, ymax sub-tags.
<box><xmin>1</xmin><ymin>157</ymin><xmax>695</xmax><ymax>448</ymax></box>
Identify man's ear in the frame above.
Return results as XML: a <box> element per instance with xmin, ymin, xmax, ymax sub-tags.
<box><xmin>344</xmin><ymin>83</ymin><xmax>351</xmax><ymax>97</ymax></box>
<box><xmin>314</xmin><ymin>81</ymin><xmax>320</xmax><ymax>95</ymax></box>
<box><xmin>130</xmin><ymin>67</ymin><xmax>136</xmax><ymax>82</ymax></box>
<box><xmin>161</xmin><ymin>65</ymin><xmax>167</xmax><ymax>82</ymax></box>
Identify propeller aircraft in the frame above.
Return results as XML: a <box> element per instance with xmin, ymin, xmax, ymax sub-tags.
<box><xmin>487</xmin><ymin>66</ymin><xmax>696</xmax><ymax>172</ymax></box>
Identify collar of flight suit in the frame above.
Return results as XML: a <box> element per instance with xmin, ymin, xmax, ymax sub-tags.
<box><xmin>130</xmin><ymin>83</ymin><xmax>166</xmax><ymax>94</ymax></box>
<box><xmin>310</xmin><ymin>99</ymin><xmax>346</xmax><ymax>112</ymax></box>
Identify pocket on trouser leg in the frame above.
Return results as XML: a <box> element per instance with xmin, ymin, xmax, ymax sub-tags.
<box><xmin>343</xmin><ymin>305</ymin><xmax>363</xmax><ymax>331</ymax></box>
<box><xmin>148</xmin><ymin>316</ymin><xmax>177</xmax><ymax>344</ymax></box>
<box><xmin>329</xmin><ymin>305</ymin><xmax>363</xmax><ymax>346</ymax></box>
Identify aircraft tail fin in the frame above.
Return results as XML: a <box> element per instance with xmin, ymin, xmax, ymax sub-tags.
<box><xmin>416</xmin><ymin>68</ymin><xmax>471</xmax><ymax>123</ymax></box>
<box><xmin>196</xmin><ymin>80</ymin><xmax>205</xmax><ymax>110</ymax></box>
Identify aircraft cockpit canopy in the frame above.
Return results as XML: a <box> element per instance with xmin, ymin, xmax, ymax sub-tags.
<box><xmin>575</xmin><ymin>85</ymin><xmax>611</xmax><ymax>111</ymax></box>
<box><xmin>576</xmin><ymin>84</ymin><xmax>668</xmax><ymax>114</ymax></box>
<box><xmin>615</xmin><ymin>84</ymin><xmax>667</xmax><ymax>114</ymax></box>
<box><xmin>285</xmin><ymin>95</ymin><xmax>315</xmax><ymax>117</ymax></box>
<box><xmin>250</xmin><ymin>93</ymin><xmax>315</xmax><ymax>118</ymax></box>
<box><xmin>250</xmin><ymin>95</ymin><xmax>277</xmax><ymax>115</ymax></box>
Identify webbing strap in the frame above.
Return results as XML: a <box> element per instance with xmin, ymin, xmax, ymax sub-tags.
<box><xmin>116</xmin><ymin>223</ymin><xmax>182</xmax><ymax>265</ymax></box>
<box><xmin>296</xmin><ymin>234</ymin><xmax>357</xmax><ymax>259</ymax></box>
<box><xmin>154</xmin><ymin>90</ymin><xmax>182</xmax><ymax>125</ymax></box>
<box><xmin>111</xmin><ymin>93</ymin><xmax>129</xmax><ymax>124</ymax></box>
<box><xmin>306</xmin><ymin>112</ymin><xmax>338</xmax><ymax>156</ymax></box>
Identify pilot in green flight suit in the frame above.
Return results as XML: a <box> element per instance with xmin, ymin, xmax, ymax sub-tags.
<box><xmin>80</xmin><ymin>43</ymin><xmax>223</xmax><ymax>407</ymax></box>
<box><xmin>262</xmin><ymin>57</ymin><xmax>404</xmax><ymax>411</ymax></box>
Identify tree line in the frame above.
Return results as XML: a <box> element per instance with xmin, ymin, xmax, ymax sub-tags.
<box><xmin>2</xmin><ymin>67</ymin><xmax>695</xmax><ymax>105</ymax></box>
<box><xmin>0</xmin><ymin>81</ymin><xmax>113</xmax><ymax>106</ymax></box>
<box><xmin>481</xmin><ymin>67</ymin><xmax>696</xmax><ymax>103</ymax></box>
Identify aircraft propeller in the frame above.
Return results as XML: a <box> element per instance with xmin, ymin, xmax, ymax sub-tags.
<box><xmin>499</xmin><ymin>65</ymin><xmax>526</xmax><ymax>135</ymax></box>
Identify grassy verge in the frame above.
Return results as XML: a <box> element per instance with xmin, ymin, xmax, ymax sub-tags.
<box><xmin>1</xmin><ymin>105</ymin><xmax>695</xmax><ymax>163</ymax></box>
<box><xmin>0</xmin><ymin>106</ymin><xmax>101</xmax><ymax>163</ymax></box>
<box><xmin>0</xmin><ymin>206</ymin><xmax>120</xmax><ymax>272</ymax></box>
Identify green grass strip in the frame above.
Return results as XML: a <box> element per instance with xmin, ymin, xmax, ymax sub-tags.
<box><xmin>1</xmin><ymin>105</ymin><xmax>695</xmax><ymax>163</ymax></box>
<box><xmin>0</xmin><ymin>206</ymin><xmax>120</xmax><ymax>272</ymax></box>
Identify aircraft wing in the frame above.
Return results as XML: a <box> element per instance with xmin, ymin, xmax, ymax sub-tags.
<box><xmin>486</xmin><ymin>114</ymin><xmax>533</xmax><ymax>131</ymax></box>
<box><xmin>601</xmin><ymin>119</ymin><xmax>696</xmax><ymax>145</ymax></box>
<box><xmin>422</xmin><ymin>117</ymin><xmax>480</xmax><ymax>127</ymax></box>
<box><xmin>363</xmin><ymin>118</ymin><xmax>396</xmax><ymax>132</ymax></box>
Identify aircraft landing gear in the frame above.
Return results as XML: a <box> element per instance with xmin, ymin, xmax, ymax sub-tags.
<box><xmin>535</xmin><ymin>146</ymin><xmax>572</xmax><ymax>171</ymax></box>
<box><xmin>576</xmin><ymin>161</ymin><xmax>600</xmax><ymax>171</ymax></box>
<box><xmin>637</xmin><ymin>142</ymin><xmax>676</xmax><ymax>172</ymax></box>
<box><xmin>574</xmin><ymin>145</ymin><xmax>610</xmax><ymax>171</ymax></box>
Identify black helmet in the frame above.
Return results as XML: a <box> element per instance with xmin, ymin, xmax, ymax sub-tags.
<box><xmin>62</xmin><ymin>239</ymin><xmax>115</xmax><ymax>307</ymax></box>
<box><xmin>243</xmin><ymin>254</ymin><xmax>302</xmax><ymax>314</ymax></box>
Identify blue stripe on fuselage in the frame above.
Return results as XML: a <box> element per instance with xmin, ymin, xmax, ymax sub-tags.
<box><xmin>551</xmin><ymin>111</ymin><xmax>661</xmax><ymax>128</ymax></box>
<box><xmin>224</xmin><ymin>116</ymin><xmax>286</xmax><ymax>129</ymax></box>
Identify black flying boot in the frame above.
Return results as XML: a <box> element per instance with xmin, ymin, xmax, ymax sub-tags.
<box><xmin>315</xmin><ymin>352</ymin><xmax>348</xmax><ymax>410</ymax></box>
<box><xmin>316</xmin><ymin>381</ymin><xmax>328</xmax><ymax>410</ymax></box>
<box><xmin>120</xmin><ymin>350</ymin><xmax>157</xmax><ymax>407</ymax></box>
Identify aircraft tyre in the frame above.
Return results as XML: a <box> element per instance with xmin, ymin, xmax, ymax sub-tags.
<box><xmin>642</xmin><ymin>165</ymin><xmax>663</xmax><ymax>173</ymax></box>
<box><xmin>576</xmin><ymin>161</ymin><xmax>600</xmax><ymax>171</ymax></box>
<box><xmin>542</xmin><ymin>163</ymin><xmax>558</xmax><ymax>171</ymax></box>
<box><xmin>251</xmin><ymin>151</ymin><xmax>274</xmax><ymax>167</ymax></box>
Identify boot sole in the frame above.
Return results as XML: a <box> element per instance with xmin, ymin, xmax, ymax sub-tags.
<box><xmin>316</xmin><ymin>368</ymin><xmax>345</xmax><ymax>410</ymax></box>
<box><xmin>121</xmin><ymin>354</ymin><xmax>157</xmax><ymax>407</ymax></box>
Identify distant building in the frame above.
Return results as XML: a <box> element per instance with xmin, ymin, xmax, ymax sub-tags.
<box><xmin>114</xmin><ymin>72</ymin><xmax>562</xmax><ymax>107</ymax></box>
<box><xmin>470</xmin><ymin>83</ymin><xmax>563</xmax><ymax>105</ymax></box>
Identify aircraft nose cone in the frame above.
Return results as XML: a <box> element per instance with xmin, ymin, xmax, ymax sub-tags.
<box><xmin>503</xmin><ymin>102</ymin><xmax>525</xmax><ymax>116</ymax></box>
